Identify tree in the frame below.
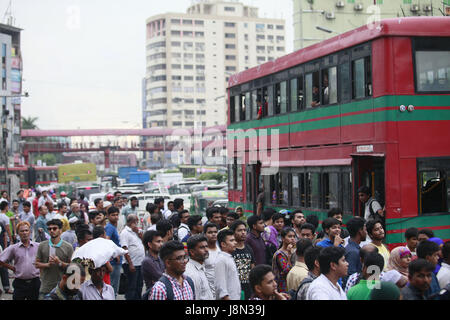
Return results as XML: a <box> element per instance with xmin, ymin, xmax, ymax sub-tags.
<box><xmin>198</xmin><ymin>172</ymin><xmax>224</xmax><ymax>183</ymax></box>
<box><xmin>21</xmin><ymin>116</ymin><xmax>39</xmax><ymax>130</ymax></box>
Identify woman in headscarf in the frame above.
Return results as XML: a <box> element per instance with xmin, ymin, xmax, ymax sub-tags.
<box><xmin>381</xmin><ymin>246</ymin><xmax>412</xmax><ymax>288</ymax></box>
<box><xmin>429</xmin><ymin>237</ymin><xmax>444</xmax><ymax>274</ymax></box>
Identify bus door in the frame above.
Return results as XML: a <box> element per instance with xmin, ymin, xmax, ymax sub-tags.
<box><xmin>246</xmin><ymin>162</ymin><xmax>262</xmax><ymax>215</ymax></box>
<box><xmin>352</xmin><ymin>155</ymin><xmax>385</xmax><ymax>217</ymax></box>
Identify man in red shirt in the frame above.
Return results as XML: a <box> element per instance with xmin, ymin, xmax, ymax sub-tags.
<box><xmin>32</xmin><ymin>191</ymin><xmax>41</xmax><ymax>218</ymax></box>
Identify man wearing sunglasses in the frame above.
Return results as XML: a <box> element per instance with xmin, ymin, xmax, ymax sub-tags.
<box><xmin>149</xmin><ymin>240</ymin><xmax>195</xmax><ymax>300</ymax></box>
<box><xmin>35</xmin><ymin>219</ymin><xmax>74</xmax><ymax>300</ymax></box>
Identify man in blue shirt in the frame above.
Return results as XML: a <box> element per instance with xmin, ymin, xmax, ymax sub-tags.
<box><xmin>105</xmin><ymin>206</ymin><xmax>122</xmax><ymax>296</ymax></box>
<box><xmin>417</xmin><ymin>240</ymin><xmax>441</xmax><ymax>300</ymax></box>
<box><xmin>344</xmin><ymin>217</ymin><xmax>367</xmax><ymax>281</ymax></box>
<box><xmin>316</xmin><ymin>218</ymin><xmax>344</xmax><ymax>248</ymax></box>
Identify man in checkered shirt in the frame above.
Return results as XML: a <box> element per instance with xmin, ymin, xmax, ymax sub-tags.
<box><xmin>149</xmin><ymin>240</ymin><xmax>195</xmax><ymax>300</ymax></box>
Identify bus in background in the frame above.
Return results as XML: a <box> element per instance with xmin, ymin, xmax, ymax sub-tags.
<box><xmin>0</xmin><ymin>166</ymin><xmax>58</xmax><ymax>189</ymax></box>
<box><xmin>227</xmin><ymin>17</ymin><xmax>450</xmax><ymax>249</ymax></box>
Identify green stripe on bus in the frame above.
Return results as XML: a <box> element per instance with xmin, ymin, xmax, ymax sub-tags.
<box><xmin>228</xmin><ymin>95</ymin><xmax>450</xmax><ymax>138</ymax></box>
<box><xmin>387</xmin><ymin>229</ymin><xmax>450</xmax><ymax>244</ymax></box>
<box><xmin>386</xmin><ymin>215</ymin><xmax>450</xmax><ymax>231</ymax></box>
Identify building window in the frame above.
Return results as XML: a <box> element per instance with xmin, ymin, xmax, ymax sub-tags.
<box><xmin>226</xmin><ymin>66</ymin><xmax>236</xmax><ymax>71</ymax></box>
<box><xmin>171</xmin><ymin>41</ymin><xmax>181</xmax><ymax>47</ymax></box>
<box><xmin>173</xmin><ymin>121</ymin><xmax>182</xmax><ymax>126</ymax></box>
<box><xmin>183</xmin><ymin>20</ymin><xmax>193</xmax><ymax>25</ymax></box>
<box><xmin>183</xmin><ymin>31</ymin><xmax>193</xmax><ymax>37</ymax></box>
<box><xmin>171</xmin><ymin>64</ymin><xmax>181</xmax><ymax>69</ymax></box>
<box><xmin>224</xmin><ymin>6</ymin><xmax>236</xmax><ymax>12</ymax></box>
<box><xmin>185</xmin><ymin>121</ymin><xmax>194</xmax><ymax>126</ymax></box>
<box><xmin>267</xmin><ymin>24</ymin><xmax>274</xmax><ymax>29</ymax></box>
<box><xmin>171</xmin><ymin>75</ymin><xmax>182</xmax><ymax>81</ymax></box>
<box><xmin>225</xmin><ymin>55</ymin><xmax>236</xmax><ymax>60</ymax></box>
<box><xmin>225</xmin><ymin>44</ymin><xmax>236</xmax><ymax>49</ymax></box>
<box><xmin>196</xmin><ymin>76</ymin><xmax>205</xmax><ymax>81</ymax></box>
<box><xmin>277</xmin><ymin>46</ymin><xmax>285</xmax><ymax>52</ymax></box>
<box><xmin>225</xmin><ymin>22</ymin><xmax>236</xmax><ymax>27</ymax></box>
<box><xmin>184</xmin><ymin>76</ymin><xmax>194</xmax><ymax>81</ymax></box>
<box><xmin>171</xmin><ymin>30</ymin><xmax>181</xmax><ymax>36</ymax></box>
<box><xmin>171</xmin><ymin>19</ymin><xmax>181</xmax><ymax>24</ymax></box>
<box><xmin>195</xmin><ymin>20</ymin><xmax>204</xmax><ymax>26</ymax></box>
<box><xmin>276</xmin><ymin>25</ymin><xmax>284</xmax><ymax>30</ymax></box>
<box><xmin>195</xmin><ymin>43</ymin><xmax>205</xmax><ymax>51</ymax></box>
<box><xmin>184</xmin><ymin>42</ymin><xmax>193</xmax><ymax>50</ymax></box>
<box><xmin>195</xmin><ymin>31</ymin><xmax>204</xmax><ymax>37</ymax></box>
<box><xmin>225</xmin><ymin>33</ymin><xmax>236</xmax><ymax>39</ymax></box>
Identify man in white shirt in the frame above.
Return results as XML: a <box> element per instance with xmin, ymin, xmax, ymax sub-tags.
<box><xmin>307</xmin><ymin>246</ymin><xmax>348</xmax><ymax>300</ymax></box>
<box><xmin>214</xmin><ymin>229</ymin><xmax>241</xmax><ymax>300</ymax></box>
<box><xmin>177</xmin><ymin>210</ymin><xmax>190</xmax><ymax>241</ymax></box>
<box><xmin>184</xmin><ymin>235</ymin><xmax>214</xmax><ymax>300</ymax></box>
<box><xmin>203</xmin><ymin>223</ymin><xmax>220</xmax><ymax>296</ymax></box>
<box><xmin>38</xmin><ymin>190</ymin><xmax>53</xmax><ymax>209</ymax></box>
<box><xmin>120</xmin><ymin>214</ymin><xmax>145</xmax><ymax>300</ymax></box>
<box><xmin>437</xmin><ymin>241</ymin><xmax>450</xmax><ymax>289</ymax></box>
<box><xmin>163</xmin><ymin>201</ymin><xmax>175</xmax><ymax>220</ymax></box>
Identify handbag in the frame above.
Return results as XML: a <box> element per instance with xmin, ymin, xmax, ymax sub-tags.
<box><xmin>118</xmin><ymin>272</ymin><xmax>128</xmax><ymax>295</ymax></box>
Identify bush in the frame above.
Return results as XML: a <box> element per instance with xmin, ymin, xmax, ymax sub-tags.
<box><xmin>198</xmin><ymin>172</ymin><xmax>224</xmax><ymax>183</ymax></box>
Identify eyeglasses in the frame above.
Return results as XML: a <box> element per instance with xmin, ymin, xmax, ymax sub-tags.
<box><xmin>169</xmin><ymin>255</ymin><xmax>189</xmax><ymax>262</ymax></box>
<box><xmin>48</xmin><ymin>227</ymin><xmax>59</xmax><ymax>231</ymax></box>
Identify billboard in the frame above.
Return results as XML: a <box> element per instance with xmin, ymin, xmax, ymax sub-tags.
<box><xmin>58</xmin><ymin>162</ymin><xmax>97</xmax><ymax>183</ymax></box>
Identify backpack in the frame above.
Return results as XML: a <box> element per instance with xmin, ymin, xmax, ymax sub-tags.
<box><xmin>294</xmin><ymin>277</ymin><xmax>314</xmax><ymax>300</ymax></box>
<box><xmin>174</xmin><ymin>225</ymin><xmax>189</xmax><ymax>242</ymax></box>
<box><xmin>143</xmin><ymin>274</ymin><xmax>196</xmax><ymax>300</ymax></box>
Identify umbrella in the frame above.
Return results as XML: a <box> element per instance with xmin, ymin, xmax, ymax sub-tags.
<box><xmin>72</xmin><ymin>238</ymin><xmax>128</xmax><ymax>269</ymax></box>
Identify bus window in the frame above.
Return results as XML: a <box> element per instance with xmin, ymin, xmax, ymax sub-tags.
<box><xmin>292</xmin><ymin>174</ymin><xmax>300</xmax><ymax>206</ymax></box>
<box><xmin>240</xmin><ymin>94</ymin><xmax>246</xmax><ymax>121</ymax></box>
<box><xmin>280</xmin><ymin>81</ymin><xmax>287</xmax><ymax>114</ymax></box>
<box><xmin>245</xmin><ymin>92</ymin><xmax>251</xmax><ymax>120</ymax></box>
<box><xmin>415</xmin><ymin>37</ymin><xmax>450</xmax><ymax>92</ymax></box>
<box><xmin>279</xmin><ymin>172</ymin><xmax>289</xmax><ymax>205</ymax></box>
<box><xmin>418</xmin><ymin>157</ymin><xmax>450</xmax><ymax>214</ymax></box>
<box><xmin>230</xmin><ymin>96</ymin><xmax>236</xmax><ymax>123</ymax></box>
<box><xmin>416</xmin><ymin>52</ymin><xmax>450</xmax><ymax>92</ymax></box>
<box><xmin>237</xmin><ymin>163</ymin><xmax>243</xmax><ymax>191</ymax></box>
<box><xmin>252</xmin><ymin>90</ymin><xmax>258</xmax><ymax>119</ymax></box>
<box><xmin>342</xmin><ymin>171</ymin><xmax>352</xmax><ymax>213</ymax></box>
<box><xmin>275</xmin><ymin>83</ymin><xmax>281</xmax><ymax>114</ymax></box>
<box><xmin>323</xmin><ymin>172</ymin><xmax>339</xmax><ymax>209</ymax></box>
<box><xmin>290</xmin><ymin>76</ymin><xmax>304</xmax><ymax>112</ymax></box>
<box><xmin>234</xmin><ymin>96</ymin><xmax>240</xmax><ymax>122</ymax></box>
<box><xmin>306</xmin><ymin>172</ymin><xmax>320</xmax><ymax>208</ymax></box>
<box><xmin>228</xmin><ymin>163</ymin><xmax>235</xmax><ymax>190</ymax></box>
<box><xmin>353</xmin><ymin>58</ymin><xmax>365</xmax><ymax>99</ymax></box>
<box><xmin>306</xmin><ymin>72</ymin><xmax>320</xmax><ymax>108</ymax></box>
<box><xmin>352</xmin><ymin>57</ymin><xmax>372</xmax><ymax>99</ymax></box>
<box><xmin>322</xmin><ymin>67</ymin><xmax>337</xmax><ymax>105</ymax></box>
<box><xmin>262</xmin><ymin>86</ymin><xmax>269</xmax><ymax>117</ymax></box>
<box><xmin>268</xmin><ymin>85</ymin><xmax>274</xmax><ymax>116</ymax></box>
<box><xmin>339</xmin><ymin>60</ymin><xmax>351</xmax><ymax>103</ymax></box>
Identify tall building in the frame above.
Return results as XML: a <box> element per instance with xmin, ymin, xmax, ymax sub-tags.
<box><xmin>1</xmin><ymin>22</ymin><xmax>23</xmax><ymax>173</ymax></box>
<box><xmin>144</xmin><ymin>0</ymin><xmax>286</xmax><ymax>134</ymax></box>
<box><xmin>293</xmin><ymin>0</ymin><xmax>450</xmax><ymax>50</ymax></box>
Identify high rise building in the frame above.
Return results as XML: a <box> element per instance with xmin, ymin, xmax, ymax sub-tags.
<box><xmin>293</xmin><ymin>0</ymin><xmax>450</xmax><ymax>50</ymax></box>
<box><xmin>143</xmin><ymin>0</ymin><xmax>286</xmax><ymax>134</ymax></box>
<box><xmin>1</xmin><ymin>22</ymin><xmax>23</xmax><ymax>173</ymax></box>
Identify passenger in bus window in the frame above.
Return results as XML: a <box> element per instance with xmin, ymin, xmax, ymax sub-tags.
<box><xmin>322</xmin><ymin>74</ymin><xmax>329</xmax><ymax>105</ymax></box>
<box><xmin>256</xmin><ymin>99</ymin><xmax>263</xmax><ymax>120</ymax></box>
<box><xmin>311</xmin><ymin>86</ymin><xmax>320</xmax><ymax>107</ymax></box>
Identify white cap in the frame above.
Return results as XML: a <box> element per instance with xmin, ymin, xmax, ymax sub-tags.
<box><xmin>69</xmin><ymin>217</ymin><xmax>78</xmax><ymax>224</ymax></box>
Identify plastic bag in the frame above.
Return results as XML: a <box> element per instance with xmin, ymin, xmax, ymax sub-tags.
<box><xmin>72</xmin><ymin>237</ymin><xmax>128</xmax><ymax>269</ymax></box>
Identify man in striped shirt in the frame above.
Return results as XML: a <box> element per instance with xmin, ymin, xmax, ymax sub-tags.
<box><xmin>149</xmin><ymin>240</ymin><xmax>195</xmax><ymax>300</ymax></box>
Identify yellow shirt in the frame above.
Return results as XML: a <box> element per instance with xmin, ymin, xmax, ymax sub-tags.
<box><xmin>372</xmin><ymin>243</ymin><xmax>390</xmax><ymax>271</ymax></box>
<box><xmin>287</xmin><ymin>261</ymin><xmax>309</xmax><ymax>292</ymax></box>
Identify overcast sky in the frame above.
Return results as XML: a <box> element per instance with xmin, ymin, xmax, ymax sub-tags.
<box><xmin>1</xmin><ymin>0</ymin><xmax>293</xmax><ymax>130</ymax></box>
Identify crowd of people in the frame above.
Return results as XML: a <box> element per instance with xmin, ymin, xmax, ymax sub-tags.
<box><xmin>0</xmin><ymin>187</ymin><xmax>449</xmax><ymax>301</ymax></box>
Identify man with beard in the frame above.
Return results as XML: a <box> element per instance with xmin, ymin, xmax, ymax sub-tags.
<box><xmin>45</xmin><ymin>263</ymin><xmax>86</xmax><ymax>300</ymax></box>
<box><xmin>35</xmin><ymin>219</ymin><xmax>74</xmax><ymax>299</ymax></box>
<box><xmin>366</xmin><ymin>219</ymin><xmax>390</xmax><ymax>271</ymax></box>
<box><xmin>149</xmin><ymin>240</ymin><xmax>195</xmax><ymax>300</ymax></box>
<box><xmin>230</xmin><ymin>220</ymin><xmax>255</xmax><ymax>300</ymax></box>
<box><xmin>316</xmin><ymin>218</ymin><xmax>344</xmax><ymax>248</ymax></box>
<box><xmin>142</xmin><ymin>230</ymin><xmax>165</xmax><ymax>291</ymax></box>
<box><xmin>291</xmin><ymin>210</ymin><xmax>306</xmax><ymax>241</ymax></box>
<box><xmin>184</xmin><ymin>235</ymin><xmax>213</xmax><ymax>300</ymax></box>
<box><xmin>345</xmin><ymin>217</ymin><xmax>367</xmax><ymax>282</ymax></box>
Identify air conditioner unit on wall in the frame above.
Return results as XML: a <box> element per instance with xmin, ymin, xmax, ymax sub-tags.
<box><xmin>354</xmin><ymin>3</ymin><xmax>364</xmax><ymax>11</ymax></box>
<box><xmin>336</xmin><ymin>1</ymin><xmax>345</xmax><ymax>8</ymax></box>
<box><xmin>423</xmin><ymin>5</ymin><xmax>432</xmax><ymax>12</ymax></box>
<box><xmin>410</xmin><ymin>4</ymin><xmax>420</xmax><ymax>12</ymax></box>
<box><xmin>325</xmin><ymin>11</ymin><xmax>336</xmax><ymax>19</ymax></box>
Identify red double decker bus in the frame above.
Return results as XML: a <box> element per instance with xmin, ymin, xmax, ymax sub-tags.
<box><xmin>227</xmin><ymin>17</ymin><xmax>450</xmax><ymax>248</ymax></box>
